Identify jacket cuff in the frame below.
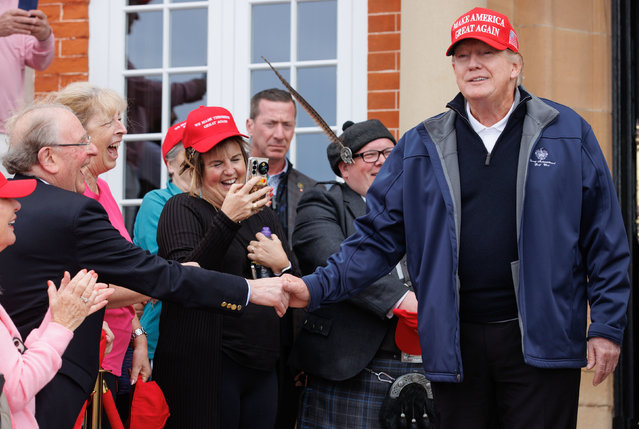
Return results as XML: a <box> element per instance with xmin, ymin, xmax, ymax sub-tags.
<box><xmin>587</xmin><ymin>322</ymin><xmax>624</xmax><ymax>345</ymax></box>
<box><xmin>34</xmin><ymin>32</ymin><xmax>55</xmax><ymax>51</ymax></box>
<box><xmin>304</xmin><ymin>274</ymin><xmax>321</xmax><ymax>312</ymax></box>
<box><xmin>41</xmin><ymin>322</ymin><xmax>74</xmax><ymax>356</ymax></box>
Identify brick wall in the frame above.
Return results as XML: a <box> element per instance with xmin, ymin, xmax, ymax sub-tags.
<box><xmin>368</xmin><ymin>0</ymin><xmax>401</xmax><ymax>139</ymax></box>
<box><xmin>34</xmin><ymin>0</ymin><xmax>89</xmax><ymax>97</ymax></box>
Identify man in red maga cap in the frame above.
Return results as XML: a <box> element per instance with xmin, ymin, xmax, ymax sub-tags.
<box><xmin>283</xmin><ymin>7</ymin><xmax>630</xmax><ymax>429</ymax></box>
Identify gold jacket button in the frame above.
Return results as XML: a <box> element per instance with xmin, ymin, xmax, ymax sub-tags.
<box><xmin>221</xmin><ymin>301</ymin><xmax>227</xmax><ymax>307</ymax></box>
<box><xmin>231</xmin><ymin>304</ymin><xmax>237</xmax><ymax>310</ymax></box>
<box><xmin>237</xmin><ymin>305</ymin><xmax>242</xmax><ymax>311</ymax></box>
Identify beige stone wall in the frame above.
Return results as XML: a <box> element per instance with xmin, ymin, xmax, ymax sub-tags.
<box><xmin>400</xmin><ymin>1</ymin><xmax>615</xmax><ymax>428</ymax></box>
<box><xmin>399</xmin><ymin>0</ymin><xmax>484</xmax><ymax>133</ymax></box>
<box><xmin>490</xmin><ymin>1</ymin><xmax>614</xmax><ymax>427</ymax></box>
<box><xmin>502</xmin><ymin>0</ymin><xmax>613</xmax><ymax>166</ymax></box>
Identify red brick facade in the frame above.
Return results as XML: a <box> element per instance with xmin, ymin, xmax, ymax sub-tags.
<box><xmin>35</xmin><ymin>2</ymin><xmax>397</xmax><ymax>136</ymax></box>
<box><xmin>34</xmin><ymin>0</ymin><xmax>89</xmax><ymax>97</ymax></box>
<box><xmin>368</xmin><ymin>0</ymin><xmax>400</xmax><ymax>139</ymax></box>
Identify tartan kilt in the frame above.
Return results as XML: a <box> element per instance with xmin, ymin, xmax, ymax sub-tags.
<box><xmin>297</xmin><ymin>356</ymin><xmax>425</xmax><ymax>429</ymax></box>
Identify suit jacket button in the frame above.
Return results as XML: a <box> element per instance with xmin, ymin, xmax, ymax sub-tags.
<box><xmin>237</xmin><ymin>305</ymin><xmax>242</xmax><ymax>311</ymax></box>
<box><xmin>231</xmin><ymin>304</ymin><xmax>237</xmax><ymax>310</ymax></box>
<box><xmin>221</xmin><ymin>301</ymin><xmax>227</xmax><ymax>307</ymax></box>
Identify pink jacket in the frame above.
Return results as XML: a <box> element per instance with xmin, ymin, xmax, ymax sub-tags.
<box><xmin>0</xmin><ymin>0</ymin><xmax>56</xmax><ymax>133</ymax></box>
<box><xmin>0</xmin><ymin>304</ymin><xmax>73</xmax><ymax>429</ymax></box>
<box><xmin>84</xmin><ymin>178</ymin><xmax>135</xmax><ymax>376</ymax></box>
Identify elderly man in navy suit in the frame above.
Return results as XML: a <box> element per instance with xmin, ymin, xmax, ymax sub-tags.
<box><xmin>0</xmin><ymin>103</ymin><xmax>288</xmax><ymax>429</ymax></box>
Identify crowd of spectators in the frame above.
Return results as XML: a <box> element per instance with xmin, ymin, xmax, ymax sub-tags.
<box><xmin>0</xmin><ymin>5</ymin><xmax>631</xmax><ymax>429</ymax></box>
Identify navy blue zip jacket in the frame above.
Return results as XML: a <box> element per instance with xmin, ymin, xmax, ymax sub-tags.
<box><xmin>303</xmin><ymin>88</ymin><xmax>630</xmax><ymax>383</ymax></box>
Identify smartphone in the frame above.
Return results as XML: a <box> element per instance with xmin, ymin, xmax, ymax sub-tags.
<box><xmin>246</xmin><ymin>157</ymin><xmax>269</xmax><ymax>195</ymax></box>
<box><xmin>18</xmin><ymin>0</ymin><xmax>38</xmax><ymax>11</ymax></box>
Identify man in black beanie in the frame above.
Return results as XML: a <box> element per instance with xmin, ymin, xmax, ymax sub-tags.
<box><xmin>290</xmin><ymin>119</ymin><xmax>431</xmax><ymax>428</ymax></box>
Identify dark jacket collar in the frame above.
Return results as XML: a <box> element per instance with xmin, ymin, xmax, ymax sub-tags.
<box><xmin>446</xmin><ymin>86</ymin><xmax>533</xmax><ymax>120</ymax></box>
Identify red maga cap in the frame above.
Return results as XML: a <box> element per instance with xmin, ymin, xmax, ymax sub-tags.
<box><xmin>0</xmin><ymin>173</ymin><xmax>36</xmax><ymax>199</ymax></box>
<box><xmin>393</xmin><ymin>308</ymin><xmax>422</xmax><ymax>356</ymax></box>
<box><xmin>446</xmin><ymin>7</ymin><xmax>518</xmax><ymax>56</ymax></box>
<box><xmin>183</xmin><ymin>106</ymin><xmax>247</xmax><ymax>154</ymax></box>
<box><xmin>161</xmin><ymin>120</ymin><xmax>186</xmax><ymax>164</ymax></box>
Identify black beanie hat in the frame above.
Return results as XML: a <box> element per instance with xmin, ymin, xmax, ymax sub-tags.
<box><xmin>327</xmin><ymin>119</ymin><xmax>396</xmax><ymax>177</ymax></box>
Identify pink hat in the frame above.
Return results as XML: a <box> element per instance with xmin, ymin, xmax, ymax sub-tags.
<box><xmin>0</xmin><ymin>173</ymin><xmax>36</xmax><ymax>199</ymax></box>
<box><xmin>446</xmin><ymin>7</ymin><xmax>518</xmax><ymax>56</ymax></box>
<box><xmin>183</xmin><ymin>106</ymin><xmax>247</xmax><ymax>153</ymax></box>
<box><xmin>393</xmin><ymin>309</ymin><xmax>422</xmax><ymax>356</ymax></box>
<box><xmin>162</xmin><ymin>120</ymin><xmax>186</xmax><ymax>164</ymax></box>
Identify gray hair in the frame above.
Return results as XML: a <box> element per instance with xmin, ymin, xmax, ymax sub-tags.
<box><xmin>165</xmin><ymin>142</ymin><xmax>183</xmax><ymax>163</ymax></box>
<box><xmin>3</xmin><ymin>104</ymin><xmax>72</xmax><ymax>174</ymax></box>
<box><xmin>504</xmin><ymin>49</ymin><xmax>524</xmax><ymax>86</ymax></box>
<box><xmin>165</xmin><ymin>142</ymin><xmax>184</xmax><ymax>179</ymax></box>
<box><xmin>249</xmin><ymin>88</ymin><xmax>296</xmax><ymax>119</ymax></box>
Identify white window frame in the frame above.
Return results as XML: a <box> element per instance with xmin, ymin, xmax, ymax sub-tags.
<box><xmin>89</xmin><ymin>0</ymin><xmax>366</xmax><ymax>209</ymax></box>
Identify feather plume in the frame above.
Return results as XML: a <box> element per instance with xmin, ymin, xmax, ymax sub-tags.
<box><xmin>262</xmin><ymin>56</ymin><xmax>353</xmax><ymax>164</ymax></box>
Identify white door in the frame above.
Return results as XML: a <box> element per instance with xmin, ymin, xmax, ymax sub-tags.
<box><xmin>90</xmin><ymin>0</ymin><xmax>366</xmax><ymax>234</ymax></box>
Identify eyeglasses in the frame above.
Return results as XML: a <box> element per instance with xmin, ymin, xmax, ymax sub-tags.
<box><xmin>352</xmin><ymin>147</ymin><xmax>394</xmax><ymax>163</ymax></box>
<box><xmin>48</xmin><ymin>135</ymin><xmax>92</xmax><ymax>150</ymax></box>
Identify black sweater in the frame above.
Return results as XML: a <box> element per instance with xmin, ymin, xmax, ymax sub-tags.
<box><xmin>154</xmin><ymin>193</ymin><xmax>294</xmax><ymax>371</ymax></box>
<box><xmin>452</xmin><ymin>97</ymin><xmax>527</xmax><ymax>323</ymax></box>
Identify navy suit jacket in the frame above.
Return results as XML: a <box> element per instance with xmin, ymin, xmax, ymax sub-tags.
<box><xmin>0</xmin><ymin>176</ymin><xmax>248</xmax><ymax>428</ymax></box>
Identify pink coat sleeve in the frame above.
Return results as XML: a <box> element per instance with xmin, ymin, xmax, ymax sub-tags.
<box><xmin>23</xmin><ymin>32</ymin><xmax>55</xmax><ymax>71</ymax></box>
<box><xmin>0</xmin><ymin>307</ymin><xmax>73</xmax><ymax>413</ymax></box>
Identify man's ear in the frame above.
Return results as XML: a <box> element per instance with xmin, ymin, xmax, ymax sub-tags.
<box><xmin>338</xmin><ymin>162</ymin><xmax>349</xmax><ymax>180</ymax></box>
<box><xmin>511</xmin><ymin>62</ymin><xmax>522</xmax><ymax>80</ymax></box>
<box><xmin>37</xmin><ymin>147</ymin><xmax>59</xmax><ymax>174</ymax></box>
<box><xmin>246</xmin><ymin>118</ymin><xmax>254</xmax><ymax>137</ymax></box>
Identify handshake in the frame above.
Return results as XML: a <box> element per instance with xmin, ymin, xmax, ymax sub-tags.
<box><xmin>246</xmin><ymin>274</ymin><xmax>310</xmax><ymax>316</ymax></box>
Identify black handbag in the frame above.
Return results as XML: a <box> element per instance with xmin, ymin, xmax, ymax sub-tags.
<box><xmin>379</xmin><ymin>373</ymin><xmax>435</xmax><ymax>429</ymax></box>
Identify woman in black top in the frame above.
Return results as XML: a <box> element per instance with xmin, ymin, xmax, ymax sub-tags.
<box><xmin>153</xmin><ymin>106</ymin><xmax>295</xmax><ymax>429</ymax></box>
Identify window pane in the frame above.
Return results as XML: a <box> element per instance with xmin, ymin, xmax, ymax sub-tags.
<box><xmin>295</xmin><ymin>133</ymin><xmax>336</xmax><ymax>182</ymax></box>
<box><xmin>296</xmin><ymin>66</ymin><xmax>336</xmax><ymax>127</ymax></box>
<box><xmin>123</xmin><ymin>138</ymin><xmax>162</xmax><ymax>231</ymax></box>
<box><xmin>126</xmin><ymin>11</ymin><xmax>162</xmax><ymax>69</ymax></box>
<box><xmin>252</xmin><ymin>3</ymin><xmax>290</xmax><ymax>63</ymax></box>
<box><xmin>169</xmin><ymin>73</ymin><xmax>208</xmax><ymax>125</ymax></box>
<box><xmin>128</xmin><ymin>0</ymin><xmax>161</xmax><ymax>4</ymax></box>
<box><xmin>298</xmin><ymin>0</ymin><xmax>337</xmax><ymax>61</ymax></box>
<box><xmin>124</xmin><ymin>206</ymin><xmax>138</xmax><ymax>239</ymax></box>
<box><xmin>170</xmin><ymin>8</ymin><xmax>208</xmax><ymax>67</ymax></box>
<box><xmin>251</xmin><ymin>68</ymin><xmax>291</xmax><ymax>98</ymax></box>
<box><xmin>126</xmin><ymin>74</ymin><xmax>163</xmax><ymax>135</ymax></box>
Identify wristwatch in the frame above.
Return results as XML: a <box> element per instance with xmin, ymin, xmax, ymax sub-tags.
<box><xmin>131</xmin><ymin>327</ymin><xmax>147</xmax><ymax>340</ymax></box>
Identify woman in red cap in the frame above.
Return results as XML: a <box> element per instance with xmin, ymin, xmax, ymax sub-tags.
<box><xmin>152</xmin><ymin>106</ymin><xmax>296</xmax><ymax>429</ymax></box>
<box><xmin>0</xmin><ymin>172</ymin><xmax>112</xmax><ymax>428</ymax></box>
